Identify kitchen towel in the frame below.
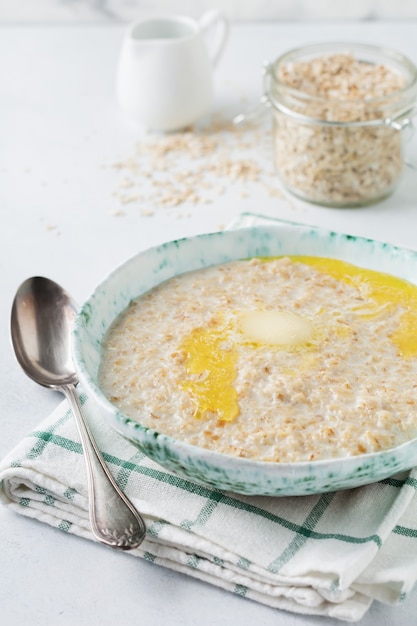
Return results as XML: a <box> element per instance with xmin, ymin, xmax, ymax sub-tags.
<box><xmin>1</xmin><ymin>213</ymin><xmax>417</xmax><ymax>622</ymax></box>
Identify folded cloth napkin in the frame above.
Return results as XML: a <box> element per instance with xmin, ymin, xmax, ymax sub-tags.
<box><xmin>2</xmin><ymin>214</ymin><xmax>417</xmax><ymax>623</ymax></box>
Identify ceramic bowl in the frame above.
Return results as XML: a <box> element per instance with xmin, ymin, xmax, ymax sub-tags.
<box><xmin>72</xmin><ymin>221</ymin><xmax>417</xmax><ymax>496</ymax></box>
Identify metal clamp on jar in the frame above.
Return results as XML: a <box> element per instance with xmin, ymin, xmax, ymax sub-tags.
<box><xmin>240</xmin><ymin>43</ymin><xmax>417</xmax><ymax>208</ymax></box>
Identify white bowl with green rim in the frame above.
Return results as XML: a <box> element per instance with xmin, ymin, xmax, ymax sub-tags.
<box><xmin>72</xmin><ymin>221</ymin><xmax>417</xmax><ymax>496</ymax></box>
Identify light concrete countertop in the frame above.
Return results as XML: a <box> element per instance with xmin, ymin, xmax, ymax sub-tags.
<box><xmin>1</xmin><ymin>20</ymin><xmax>417</xmax><ymax>626</ymax></box>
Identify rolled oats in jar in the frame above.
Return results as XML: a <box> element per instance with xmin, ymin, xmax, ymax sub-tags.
<box><xmin>265</xmin><ymin>43</ymin><xmax>417</xmax><ymax>207</ymax></box>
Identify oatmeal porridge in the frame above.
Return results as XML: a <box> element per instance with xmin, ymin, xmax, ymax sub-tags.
<box><xmin>99</xmin><ymin>256</ymin><xmax>417</xmax><ymax>463</ymax></box>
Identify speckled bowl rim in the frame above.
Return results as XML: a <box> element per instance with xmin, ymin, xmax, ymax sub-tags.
<box><xmin>72</xmin><ymin>222</ymin><xmax>417</xmax><ymax>496</ymax></box>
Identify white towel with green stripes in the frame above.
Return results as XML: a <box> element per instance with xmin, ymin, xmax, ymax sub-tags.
<box><xmin>1</xmin><ymin>214</ymin><xmax>417</xmax><ymax>622</ymax></box>
<box><xmin>1</xmin><ymin>381</ymin><xmax>417</xmax><ymax>622</ymax></box>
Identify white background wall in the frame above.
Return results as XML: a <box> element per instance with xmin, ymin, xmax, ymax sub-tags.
<box><xmin>1</xmin><ymin>0</ymin><xmax>417</xmax><ymax>23</ymax></box>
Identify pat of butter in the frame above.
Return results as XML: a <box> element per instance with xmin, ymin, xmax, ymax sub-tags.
<box><xmin>239</xmin><ymin>310</ymin><xmax>313</xmax><ymax>346</ymax></box>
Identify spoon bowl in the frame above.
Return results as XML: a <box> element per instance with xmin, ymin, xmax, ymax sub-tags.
<box><xmin>11</xmin><ymin>276</ymin><xmax>146</xmax><ymax>550</ymax></box>
<box><xmin>11</xmin><ymin>277</ymin><xmax>78</xmax><ymax>388</ymax></box>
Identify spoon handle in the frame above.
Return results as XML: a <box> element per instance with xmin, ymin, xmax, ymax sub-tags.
<box><xmin>63</xmin><ymin>384</ymin><xmax>146</xmax><ymax>550</ymax></box>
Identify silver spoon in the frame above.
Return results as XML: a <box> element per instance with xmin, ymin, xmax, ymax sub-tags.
<box><xmin>11</xmin><ymin>276</ymin><xmax>146</xmax><ymax>550</ymax></box>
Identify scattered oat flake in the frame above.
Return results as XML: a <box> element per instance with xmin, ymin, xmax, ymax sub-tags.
<box><xmin>109</xmin><ymin>209</ymin><xmax>126</xmax><ymax>217</ymax></box>
<box><xmin>109</xmin><ymin>113</ymin><xmax>289</xmax><ymax>215</ymax></box>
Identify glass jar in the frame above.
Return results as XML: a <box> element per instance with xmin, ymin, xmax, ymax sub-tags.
<box><xmin>264</xmin><ymin>42</ymin><xmax>417</xmax><ymax>207</ymax></box>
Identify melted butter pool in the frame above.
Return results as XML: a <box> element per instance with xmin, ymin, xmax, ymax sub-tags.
<box><xmin>179</xmin><ymin>321</ymin><xmax>239</xmax><ymax>422</ymax></box>
<box><xmin>292</xmin><ymin>256</ymin><xmax>417</xmax><ymax>358</ymax></box>
<box><xmin>178</xmin><ymin>256</ymin><xmax>417</xmax><ymax>423</ymax></box>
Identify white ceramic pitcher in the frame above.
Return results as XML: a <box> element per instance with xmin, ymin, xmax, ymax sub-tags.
<box><xmin>116</xmin><ymin>9</ymin><xmax>229</xmax><ymax>131</ymax></box>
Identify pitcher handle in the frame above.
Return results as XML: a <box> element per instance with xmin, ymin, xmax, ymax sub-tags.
<box><xmin>199</xmin><ymin>9</ymin><xmax>229</xmax><ymax>68</ymax></box>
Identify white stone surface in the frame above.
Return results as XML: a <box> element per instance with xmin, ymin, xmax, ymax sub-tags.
<box><xmin>1</xmin><ymin>0</ymin><xmax>417</xmax><ymax>22</ymax></box>
<box><xmin>2</xmin><ymin>18</ymin><xmax>417</xmax><ymax>626</ymax></box>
